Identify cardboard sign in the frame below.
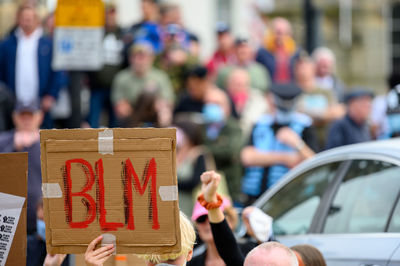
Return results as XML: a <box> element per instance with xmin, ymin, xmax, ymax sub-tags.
<box><xmin>0</xmin><ymin>153</ymin><xmax>28</xmax><ymax>266</ymax></box>
<box><xmin>52</xmin><ymin>0</ymin><xmax>104</xmax><ymax>70</ymax></box>
<box><xmin>40</xmin><ymin>128</ymin><xmax>180</xmax><ymax>254</ymax></box>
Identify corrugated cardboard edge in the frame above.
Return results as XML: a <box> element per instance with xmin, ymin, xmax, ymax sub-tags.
<box><xmin>40</xmin><ymin>128</ymin><xmax>180</xmax><ymax>255</ymax></box>
<box><xmin>0</xmin><ymin>153</ymin><xmax>28</xmax><ymax>266</ymax></box>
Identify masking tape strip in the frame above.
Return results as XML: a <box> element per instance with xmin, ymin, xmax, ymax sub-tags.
<box><xmin>101</xmin><ymin>233</ymin><xmax>116</xmax><ymax>255</ymax></box>
<box><xmin>159</xmin><ymin>186</ymin><xmax>178</xmax><ymax>201</ymax></box>
<box><xmin>98</xmin><ymin>129</ymin><xmax>114</xmax><ymax>155</ymax></box>
<box><xmin>42</xmin><ymin>183</ymin><xmax>62</xmax><ymax>198</ymax></box>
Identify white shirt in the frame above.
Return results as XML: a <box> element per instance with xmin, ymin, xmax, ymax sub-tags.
<box><xmin>15</xmin><ymin>27</ymin><xmax>43</xmax><ymax>104</ymax></box>
<box><xmin>316</xmin><ymin>75</ymin><xmax>335</xmax><ymax>91</ymax></box>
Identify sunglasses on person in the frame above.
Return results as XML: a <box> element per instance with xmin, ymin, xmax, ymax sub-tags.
<box><xmin>196</xmin><ymin>215</ymin><xmax>208</xmax><ymax>224</ymax></box>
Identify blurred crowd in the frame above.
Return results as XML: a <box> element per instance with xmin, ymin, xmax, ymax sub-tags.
<box><xmin>1</xmin><ymin>1</ymin><xmax>400</xmax><ymax>265</ymax></box>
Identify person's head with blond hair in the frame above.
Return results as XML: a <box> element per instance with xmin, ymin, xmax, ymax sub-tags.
<box><xmin>244</xmin><ymin>241</ymin><xmax>299</xmax><ymax>266</ymax></box>
<box><xmin>140</xmin><ymin>211</ymin><xmax>196</xmax><ymax>266</ymax></box>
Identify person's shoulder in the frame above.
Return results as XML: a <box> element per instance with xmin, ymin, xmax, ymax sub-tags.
<box><xmin>329</xmin><ymin>116</ymin><xmax>347</xmax><ymax>130</ymax></box>
<box><xmin>115</xmin><ymin>68</ymin><xmax>131</xmax><ymax>78</ymax></box>
<box><xmin>250</xmin><ymin>61</ymin><xmax>267</xmax><ymax>71</ymax></box>
<box><xmin>0</xmin><ymin>131</ymin><xmax>14</xmax><ymax>151</ymax></box>
<box><xmin>113</xmin><ymin>69</ymin><xmax>132</xmax><ymax>84</ymax></box>
<box><xmin>256</xmin><ymin>47</ymin><xmax>273</xmax><ymax>57</ymax></box>
<box><xmin>292</xmin><ymin>112</ymin><xmax>313</xmax><ymax>127</ymax></box>
<box><xmin>0</xmin><ymin>33</ymin><xmax>17</xmax><ymax>48</ymax></box>
<box><xmin>225</xmin><ymin>117</ymin><xmax>241</xmax><ymax>129</ymax></box>
<box><xmin>150</xmin><ymin>67</ymin><xmax>170</xmax><ymax>79</ymax></box>
<box><xmin>255</xmin><ymin>114</ymin><xmax>274</xmax><ymax>126</ymax></box>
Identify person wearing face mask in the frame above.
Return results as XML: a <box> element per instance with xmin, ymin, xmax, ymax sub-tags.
<box><xmin>27</xmin><ymin>200</ymin><xmax>69</xmax><ymax>266</ymax></box>
<box><xmin>202</xmin><ymin>88</ymin><xmax>243</xmax><ymax>203</ymax></box>
<box><xmin>240</xmin><ymin>83</ymin><xmax>317</xmax><ymax>206</ymax></box>
<box><xmin>225</xmin><ymin>68</ymin><xmax>269</xmax><ymax>141</ymax></box>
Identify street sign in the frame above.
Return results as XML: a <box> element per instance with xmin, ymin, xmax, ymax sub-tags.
<box><xmin>52</xmin><ymin>0</ymin><xmax>105</xmax><ymax>70</ymax></box>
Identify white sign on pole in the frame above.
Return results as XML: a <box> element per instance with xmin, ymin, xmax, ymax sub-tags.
<box><xmin>0</xmin><ymin>193</ymin><xmax>25</xmax><ymax>266</ymax></box>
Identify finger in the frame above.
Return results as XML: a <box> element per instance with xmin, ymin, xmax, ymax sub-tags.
<box><xmin>210</xmin><ymin>171</ymin><xmax>221</xmax><ymax>184</ymax></box>
<box><xmin>86</xmin><ymin>235</ymin><xmax>103</xmax><ymax>254</ymax></box>
<box><xmin>200</xmin><ymin>171</ymin><xmax>214</xmax><ymax>183</ymax></box>
<box><xmin>92</xmin><ymin>244</ymin><xmax>114</xmax><ymax>257</ymax></box>
<box><xmin>99</xmin><ymin>253</ymin><xmax>114</xmax><ymax>264</ymax></box>
<box><xmin>94</xmin><ymin>246</ymin><xmax>115</xmax><ymax>260</ymax></box>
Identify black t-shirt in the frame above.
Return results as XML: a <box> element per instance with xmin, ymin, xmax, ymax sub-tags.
<box><xmin>174</xmin><ymin>94</ymin><xmax>204</xmax><ymax>115</ymax></box>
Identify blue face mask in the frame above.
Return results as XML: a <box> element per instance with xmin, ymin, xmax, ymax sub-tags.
<box><xmin>36</xmin><ymin>219</ymin><xmax>46</xmax><ymax>241</ymax></box>
<box><xmin>202</xmin><ymin>103</ymin><xmax>224</xmax><ymax>123</ymax></box>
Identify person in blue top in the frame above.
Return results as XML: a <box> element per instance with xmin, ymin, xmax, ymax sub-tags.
<box><xmin>0</xmin><ymin>4</ymin><xmax>63</xmax><ymax>128</ymax></box>
<box><xmin>240</xmin><ymin>83</ymin><xmax>317</xmax><ymax>206</ymax></box>
<box><xmin>325</xmin><ymin>89</ymin><xmax>374</xmax><ymax>150</ymax></box>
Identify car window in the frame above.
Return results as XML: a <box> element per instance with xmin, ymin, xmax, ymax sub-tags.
<box><xmin>260</xmin><ymin>162</ymin><xmax>340</xmax><ymax>236</ymax></box>
<box><xmin>388</xmin><ymin>198</ymin><xmax>400</xmax><ymax>232</ymax></box>
<box><xmin>324</xmin><ymin>160</ymin><xmax>400</xmax><ymax>234</ymax></box>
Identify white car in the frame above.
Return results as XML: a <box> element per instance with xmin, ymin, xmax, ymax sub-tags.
<box><xmin>250</xmin><ymin>139</ymin><xmax>400</xmax><ymax>266</ymax></box>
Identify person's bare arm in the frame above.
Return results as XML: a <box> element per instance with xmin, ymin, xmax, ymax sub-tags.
<box><xmin>201</xmin><ymin>171</ymin><xmax>224</xmax><ymax>223</ymax></box>
<box><xmin>241</xmin><ymin>146</ymin><xmax>302</xmax><ymax>168</ymax></box>
<box><xmin>276</xmin><ymin>127</ymin><xmax>315</xmax><ymax>160</ymax></box>
<box><xmin>43</xmin><ymin>254</ymin><xmax>67</xmax><ymax>266</ymax></box>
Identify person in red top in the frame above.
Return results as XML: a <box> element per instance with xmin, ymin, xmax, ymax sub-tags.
<box><xmin>206</xmin><ymin>22</ymin><xmax>235</xmax><ymax>78</ymax></box>
<box><xmin>256</xmin><ymin>17</ymin><xmax>300</xmax><ymax>84</ymax></box>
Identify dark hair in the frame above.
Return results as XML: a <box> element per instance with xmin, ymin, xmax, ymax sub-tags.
<box><xmin>388</xmin><ymin>72</ymin><xmax>400</xmax><ymax>90</ymax></box>
<box><xmin>186</xmin><ymin>65</ymin><xmax>208</xmax><ymax>80</ymax></box>
<box><xmin>291</xmin><ymin>244</ymin><xmax>327</xmax><ymax>266</ymax></box>
<box><xmin>174</xmin><ymin>120</ymin><xmax>203</xmax><ymax>146</ymax></box>
<box><xmin>188</xmin><ymin>33</ymin><xmax>200</xmax><ymax>43</ymax></box>
<box><xmin>127</xmin><ymin>91</ymin><xmax>159</xmax><ymax>128</ymax></box>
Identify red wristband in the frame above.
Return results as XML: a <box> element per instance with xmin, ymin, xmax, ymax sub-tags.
<box><xmin>197</xmin><ymin>193</ymin><xmax>223</xmax><ymax>210</ymax></box>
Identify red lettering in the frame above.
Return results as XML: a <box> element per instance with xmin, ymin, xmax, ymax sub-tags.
<box><xmin>64</xmin><ymin>159</ymin><xmax>96</xmax><ymax>229</ymax></box>
<box><xmin>95</xmin><ymin>159</ymin><xmax>124</xmax><ymax>231</ymax></box>
<box><xmin>124</xmin><ymin>158</ymin><xmax>159</xmax><ymax>230</ymax></box>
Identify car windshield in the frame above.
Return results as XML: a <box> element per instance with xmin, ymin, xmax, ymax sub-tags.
<box><xmin>260</xmin><ymin>162</ymin><xmax>341</xmax><ymax>236</ymax></box>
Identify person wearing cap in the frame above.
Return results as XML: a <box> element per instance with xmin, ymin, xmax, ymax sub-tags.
<box><xmin>155</xmin><ymin>23</ymin><xmax>198</xmax><ymax>97</ymax></box>
<box><xmin>86</xmin><ymin>3</ymin><xmax>124</xmax><ymax>128</ymax></box>
<box><xmin>206</xmin><ymin>22</ymin><xmax>235</xmax><ymax>77</ymax></box>
<box><xmin>0</xmin><ymin>4</ymin><xmax>63</xmax><ymax>128</ymax></box>
<box><xmin>189</xmin><ymin>195</ymin><xmax>238</xmax><ymax>266</ymax></box>
<box><xmin>123</xmin><ymin>0</ymin><xmax>162</xmax><ymax>64</ymax></box>
<box><xmin>0</xmin><ymin>100</ymin><xmax>43</xmax><ymax>235</ymax></box>
<box><xmin>325</xmin><ymin>89</ymin><xmax>374</xmax><ymax>149</ymax></box>
<box><xmin>240</xmin><ymin>83</ymin><xmax>317</xmax><ymax>206</ymax></box>
<box><xmin>216</xmin><ymin>37</ymin><xmax>271</xmax><ymax>93</ymax></box>
<box><xmin>195</xmin><ymin>170</ymin><xmax>299</xmax><ymax>266</ymax></box>
<box><xmin>111</xmin><ymin>40</ymin><xmax>174</xmax><ymax>126</ymax></box>
<box><xmin>255</xmin><ymin>17</ymin><xmax>300</xmax><ymax>84</ymax></box>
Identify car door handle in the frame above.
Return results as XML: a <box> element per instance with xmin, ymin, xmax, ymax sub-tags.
<box><xmin>360</xmin><ymin>264</ymin><xmax>380</xmax><ymax>266</ymax></box>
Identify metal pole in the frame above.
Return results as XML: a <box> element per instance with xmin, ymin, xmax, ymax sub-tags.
<box><xmin>67</xmin><ymin>71</ymin><xmax>83</xmax><ymax>128</ymax></box>
<box><xmin>304</xmin><ymin>0</ymin><xmax>321</xmax><ymax>54</ymax></box>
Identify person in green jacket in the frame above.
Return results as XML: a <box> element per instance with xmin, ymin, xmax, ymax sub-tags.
<box><xmin>202</xmin><ymin>87</ymin><xmax>243</xmax><ymax>202</ymax></box>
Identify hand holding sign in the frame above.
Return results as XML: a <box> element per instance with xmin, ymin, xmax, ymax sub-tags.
<box><xmin>40</xmin><ymin>128</ymin><xmax>181</xmax><ymax>254</ymax></box>
<box><xmin>84</xmin><ymin>236</ymin><xmax>114</xmax><ymax>266</ymax></box>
